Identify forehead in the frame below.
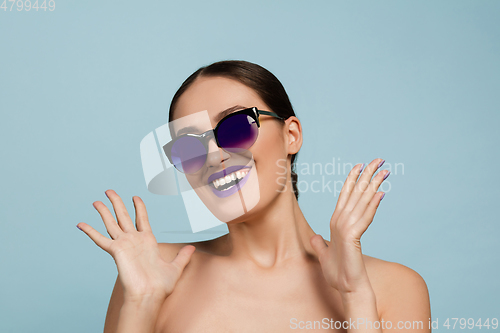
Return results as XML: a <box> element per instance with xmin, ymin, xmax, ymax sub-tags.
<box><xmin>172</xmin><ymin>76</ymin><xmax>266</xmax><ymax>123</ymax></box>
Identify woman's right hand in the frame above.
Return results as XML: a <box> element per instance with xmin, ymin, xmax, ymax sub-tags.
<box><xmin>76</xmin><ymin>189</ymin><xmax>196</xmax><ymax>303</ymax></box>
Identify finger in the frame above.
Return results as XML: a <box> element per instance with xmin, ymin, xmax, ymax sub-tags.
<box><xmin>343</xmin><ymin>158</ymin><xmax>385</xmax><ymax>213</ymax></box>
<box><xmin>132</xmin><ymin>196</ymin><xmax>152</xmax><ymax>232</ymax></box>
<box><xmin>105</xmin><ymin>190</ymin><xmax>136</xmax><ymax>232</ymax></box>
<box><xmin>310</xmin><ymin>234</ymin><xmax>329</xmax><ymax>261</ymax></box>
<box><xmin>93</xmin><ymin>201</ymin><xmax>122</xmax><ymax>239</ymax></box>
<box><xmin>77</xmin><ymin>222</ymin><xmax>113</xmax><ymax>252</ymax></box>
<box><xmin>350</xmin><ymin>169</ymin><xmax>390</xmax><ymax>221</ymax></box>
<box><xmin>170</xmin><ymin>245</ymin><xmax>196</xmax><ymax>273</ymax></box>
<box><xmin>333</xmin><ymin>163</ymin><xmax>364</xmax><ymax>214</ymax></box>
<box><xmin>353</xmin><ymin>192</ymin><xmax>385</xmax><ymax>236</ymax></box>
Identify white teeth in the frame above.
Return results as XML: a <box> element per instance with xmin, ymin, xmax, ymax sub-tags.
<box><xmin>211</xmin><ymin>169</ymin><xmax>250</xmax><ymax>189</ymax></box>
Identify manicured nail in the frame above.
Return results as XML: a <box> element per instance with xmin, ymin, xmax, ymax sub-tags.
<box><xmin>359</xmin><ymin>163</ymin><xmax>365</xmax><ymax>173</ymax></box>
<box><xmin>380</xmin><ymin>193</ymin><xmax>386</xmax><ymax>201</ymax></box>
<box><xmin>378</xmin><ymin>159</ymin><xmax>385</xmax><ymax>168</ymax></box>
<box><xmin>105</xmin><ymin>191</ymin><xmax>109</xmax><ymax>198</ymax></box>
<box><xmin>76</xmin><ymin>224</ymin><xmax>82</xmax><ymax>231</ymax></box>
<box><xmin>383</xmin><ymin>171</ymin><xmax>391</xmax><ymax>180</ymax></box>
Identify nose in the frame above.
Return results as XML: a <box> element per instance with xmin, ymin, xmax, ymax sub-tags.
<box><xmin>205</xmin><ymin>137</ymin><xmax>230</xmax><ymax>168</ymax></box>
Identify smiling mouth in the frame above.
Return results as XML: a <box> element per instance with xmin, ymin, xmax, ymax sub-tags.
<box><xmin>209</xmin><ymin>168</ymin><xmax>250</xmax><ymax>192</ymax></box>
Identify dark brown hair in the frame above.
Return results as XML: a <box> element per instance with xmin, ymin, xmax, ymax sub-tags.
<box><xmin>168</xmin><ymin>60</ymin><xmax>300</xmax><ymax>200</ymax></box>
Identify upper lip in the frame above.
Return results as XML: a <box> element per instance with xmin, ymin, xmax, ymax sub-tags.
<box><xmin>207</xmin><ymin>165</ymin><xmax>251</xmax><ymax>184</ymax></box>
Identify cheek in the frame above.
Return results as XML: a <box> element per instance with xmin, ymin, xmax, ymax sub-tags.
<box><xmin>252</xmin><ymin>128</ymin><xmax>288</xmax><ymax>190</ymax></box>
<box><xmin>184</xmin><ymin>168</ymin><xmax>211</xmax><ymax>194</ymax></box>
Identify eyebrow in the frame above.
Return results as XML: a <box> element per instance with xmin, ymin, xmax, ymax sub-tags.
<box><xmin>213</xmin><ymin>105</ymin><xmax>247</xmax><ymax>123</ymax></box>
<box><xmin>175</xmin><ymin>126</ymin><xmax>200</xmax><ymax>137</ymax></box>
<box><xmin>175</xmin><ymin>105</ymin><xmax>247</xmax><ymax>137</ymax></box>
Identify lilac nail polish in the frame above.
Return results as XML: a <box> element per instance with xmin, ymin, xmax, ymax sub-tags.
<box><xmin>359</xmin><ymin>163</ymin><xmax>365</xmax><ymax>173</ymax></box>
<box><xmin>76</xmin><ymin>224</ymin><xmax>82</xmax><ymax>231</ymax></box>
<box><xmin>383</xmin><ymin>171</ymin><xmax>391</xmax><ymax>180</ymax></box>
<box><xmin>380</xmin><ymin>193</ymin><xmax>386</xmax><ymax>201</ymax></box>
<box><xmin>378</xmin><ymin>160</ymin><xmax>385</xmax><ymax>168</ymax></box>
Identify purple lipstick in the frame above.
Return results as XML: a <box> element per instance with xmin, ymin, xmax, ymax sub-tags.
<box><xmin>208</xmin><ymin>165</ymin><xmax>252</xmax><ymax>198</ymax></box>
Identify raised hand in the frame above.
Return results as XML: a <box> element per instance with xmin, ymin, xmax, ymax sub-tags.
<box><xmin>76</xmin><ymin>190</ymin><xmax>195</xmax><ymax>303</ymax></box>
<box><xmin>310</xmin><ymin>158</ymin><xmax>390</xmax><ymax>294</ymax></box>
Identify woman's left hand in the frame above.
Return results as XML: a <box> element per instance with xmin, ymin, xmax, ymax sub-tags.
<box><xmin>310</xmin><ymin>158</ymin><xmax>390</xmax><ymax>294</ymax></box>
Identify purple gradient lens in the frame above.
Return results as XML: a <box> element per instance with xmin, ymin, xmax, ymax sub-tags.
<box><xmin>217</xmin><ymin>114</ymin><xmax>258</xmax><ymax>152</ymax></box>
<box><xmin>171</xmin><ymin>136</ymin><xmax>206</xmax><ymax>173</ymax></box>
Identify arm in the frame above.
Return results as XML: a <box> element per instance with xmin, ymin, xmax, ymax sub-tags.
<box><xmin>310</xmin><ymin>159</ymin><xmax>385</xmax><ymax>332</ymax></box>
<box><xmin>103</xmin><ymin>275</ymin><xmax>123</xmax><ymax>333</ymax></box>
<box><xmin>341</xmin><ymin>284</ymin><xmax>382</xmax><ymax>333</ymax></box>
<box><xmin>310</xmin><ymin>159</ymin><xmax>430</xmax><ymax>332</ymax></box>
<box><xmin>103</xmin><ymin>243</ymin><xmax>187</xmax><ymax>333</ymax></box>
<box><xmin>76</xmin><ymin>191</ymin><xmax>194</xmax><ymax>333</ymax></box>
<box><xmin>104</xmin><ymin>281</ymin><xmax>165</xmax><ymax>333</ymax></box>
<box><xmin>115</xmin><ymin>295</ymin><xmax>165</xmax><ymax>333</ymax></box>
<box><xmin>340</xmin><ymin>262</ymin><xmax>430</xmax><ymax>332</ymax></box>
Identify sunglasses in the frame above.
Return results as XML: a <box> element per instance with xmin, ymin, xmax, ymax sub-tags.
<box><xmin>163</xmin><ymin>107</ymin><xmax>285</xmax><ymax>174</ymax></box>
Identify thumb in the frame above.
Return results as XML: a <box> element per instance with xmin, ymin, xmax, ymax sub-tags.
<box><xmin>171</xmin><ymin>245</ymin><xmax>196</xmax><ymax>272</ymax></box>
<box><xmin>310</xmin><ymin>234</ymin><xmax>328</xmax><ymax>259</ymax></box>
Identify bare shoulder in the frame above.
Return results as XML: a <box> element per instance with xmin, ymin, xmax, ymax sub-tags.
<box><xmin>158</xmin><ymin>233</ymin><xmax>231</xmax><ymax>261</ymax></box>
<box><xmin>158</xmin><ymin>242</ymin><xmax>189</xmax><ymax>261</ymax></box>
<box><xmin>363</xmin><ymin>255</ymin><xmax>431</xmax><ymax>320</ymax></box>
<box><xmin>363</xmin><ymin>255</ymin><xmax>428</xmax><ymax>291</ymax></box>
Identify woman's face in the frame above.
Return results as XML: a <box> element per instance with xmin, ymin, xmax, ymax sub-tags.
<box><xmin>170</xmin><ymin>76</ymin><xmax>291</xmax><ymax>223</ymax></box>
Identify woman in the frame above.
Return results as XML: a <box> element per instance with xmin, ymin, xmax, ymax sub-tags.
<box><xmin>77</xmin><ymin>60</ymin><xmax>431</xmax><ymax>332</ymax></box>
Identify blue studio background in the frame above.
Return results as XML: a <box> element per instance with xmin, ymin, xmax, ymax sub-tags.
<box><xmin>1</xmin><ymin>1</ymin><xmax>499</xmax><ymax>331</ymax></box>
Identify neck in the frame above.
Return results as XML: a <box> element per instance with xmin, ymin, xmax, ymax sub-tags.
<box><xmin>224</xmin><ymin>190</ymin><xmax>317</xmax><ymax>269</ymax></box>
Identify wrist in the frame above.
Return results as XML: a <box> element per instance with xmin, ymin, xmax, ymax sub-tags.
<box><xmin>340</xmin><ymin>284</ymin><xmax>376</xmax><ymax>305</ymax></box>
<box><xmin>340</xmin><ymin>284</ymin><xmax>382</xmax><ymax>326</ymax></box>
<box><xmin>123</xmin><ymin>292</ymin><xmax>168</xmax><ymax>306</ymax></box>
<box><xmin>117</xmin><ymin>296</ymin><xmax>165</xmax><ymax>333</ymax></box>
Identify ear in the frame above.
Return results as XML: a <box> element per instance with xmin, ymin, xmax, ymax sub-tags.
<box><xmin>284</xmin><ymin>116</ymin><xmax>302</xmax><ymax>155</ymax></box>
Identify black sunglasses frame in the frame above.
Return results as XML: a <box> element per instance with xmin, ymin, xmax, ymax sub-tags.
<box><xmin>162</xmin><ymin>107</ymin><xmax>285</xmax><ymax>172</ymax></box>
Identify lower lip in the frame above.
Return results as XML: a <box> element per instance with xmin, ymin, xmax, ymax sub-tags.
<box><xmin>210</xmin><ymin>167</ymin><xmax>251</xmax><ymax>198</ymax></box>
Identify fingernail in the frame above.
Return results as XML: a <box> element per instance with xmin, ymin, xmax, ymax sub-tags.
<box><xmin>380</xmin><ymin>192</ymin><xmax>386</xmax><ymax>201</ymax></box>
<box><xmin>76</xmin><ymin>224</ymin><xmax>82</xmax><ymax>231</ymax></box>
<box><xmin>383</xmin><ymin>171</ymin><xmax>391</xmax><ymax>180</ymax></box>
<box><xmin>378</xmin><ymin>159</ymin><xmax>385</xmax><ymax>168</ymax></box>
<box><xmin>359</xmin><ymin>163</ymin><xmax>365</xmax><ymax>173</ymax></box>
<box><xmin>105</xmin><ymin>191</ymin><xmax>109</xmax><ymax>198</ymax></box>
